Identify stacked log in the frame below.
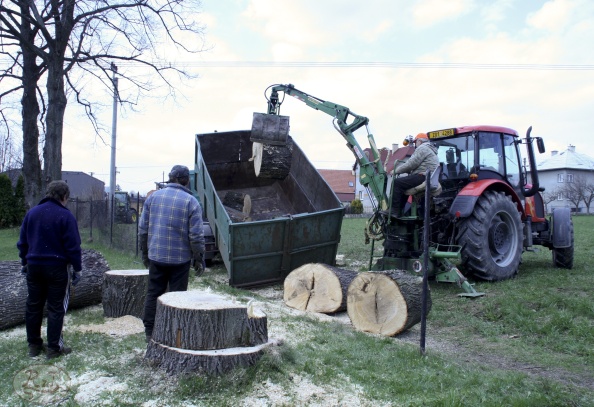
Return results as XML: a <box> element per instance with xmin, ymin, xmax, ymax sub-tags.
<box><xmin>0</xmin><ymin>249</ymin><xmax>110</xmax><ymax>330</ymax></box>
<box><xmin>347</xmin><ymin>270</ymin><xmax>430</xmax><ymax>336</ymax></box>
<box><xmin>283</xmin><ymin>263</ymin><xmax>358</xmax><ymax>313</ymax></box>
<box><xmin>145</xmin><ymin>290</ymin><xmax>272</xmax><ymax>375</ymax></box>
<box><xmin>102</xmin><ymin>270</ymin><xmax>149</xmax><ymax>319</ymax></box>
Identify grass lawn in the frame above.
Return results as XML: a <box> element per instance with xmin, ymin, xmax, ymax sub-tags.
<box><xmin>0</xmin><ymin>216</ymin><xmax>592</xmax><ymax>406</ymax></box>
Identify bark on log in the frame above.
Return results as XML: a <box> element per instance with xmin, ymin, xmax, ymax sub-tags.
<box><xmin>151</xmin><ymin>291</ymin><xmax>268</xmax><ymax>350</ymax></box>
<box><xmin>251</xmin><ymin>141</ymin><xmax>293</xmax><ymax>179</ymax></box>
<box><xmin>223</xmin><ymin>205</ymin><xmax>252</xmax><ymax>223</ymax></box>
<box><xmin>222</xmin><ymin>191</ymin><xmax>252</xmax><ymax>216</ymax></box>
<box><xmin>283</xmin><ymin>263</ymin><xmax>358</xmax><ymax>313</ymax></box>
<box><xmin>0</xmin><ymin>249</ymin><xmax>110</xmax><ymax>330</ymax></box>
<box><xmin>145</xmin><ymin>341</ymin><xmax>271</xmax><ymax>375</ymax></box>
<box><xmin>102</xmin><ymin>270</ymin><xmax>149</xmax><ymax>319</ymax></box>
<box><xmin>347</xmin><ymin>270</ymin><xmax>431</xmax><ymax>336</ymax></box>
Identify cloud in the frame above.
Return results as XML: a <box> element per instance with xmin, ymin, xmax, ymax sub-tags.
<box><xmin>412</xmin><ymin>0</ymin><xmax>476</xmax><ymax>27</ymax></box>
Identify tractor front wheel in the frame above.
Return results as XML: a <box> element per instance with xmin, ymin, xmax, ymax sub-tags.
<box><xmin>457</xmin><ymin>190</ymin><xmax>523</xmax><ymax>281</ymax></box>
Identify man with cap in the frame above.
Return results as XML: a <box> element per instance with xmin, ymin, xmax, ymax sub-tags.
<box><xmin>139</xmin><ymin>165</ymin><xmax>205</xmax><ymax>342</ymax></box>
<box><xmin>390</xmin><ymin>133</ymin><xmax>439</xmax><ymax>217</ymax></box>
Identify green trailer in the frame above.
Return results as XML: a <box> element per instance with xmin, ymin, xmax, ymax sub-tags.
<box><xmin>192</xmin><ymin>130</ymin><xmax>345</xmax><ymax>287</ymax></box>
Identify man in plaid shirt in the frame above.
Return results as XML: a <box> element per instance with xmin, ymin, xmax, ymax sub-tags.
<box><xmin>139</xmin><ymin>165</ymin><xmax>205</xmax><ymax>342</ymax></box>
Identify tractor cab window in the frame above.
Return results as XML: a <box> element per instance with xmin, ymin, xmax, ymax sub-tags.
<box><xmin>433</xmin><ymin>136</ymin><xmax>474</xmax><ymax>179</ymax></box>
<box><xmin>476</xmin><ymin>132</ymin><xmax>520</xmax><ymax>189</ymax></box>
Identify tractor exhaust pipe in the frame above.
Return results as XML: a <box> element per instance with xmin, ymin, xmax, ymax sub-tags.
<box><xmin>522</xmin><ymin>126</ymin><xmax>541</xmax><ymax>198</ymax></box>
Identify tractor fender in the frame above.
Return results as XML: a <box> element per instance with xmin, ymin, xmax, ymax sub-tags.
<box><xmin>448</xmin><ymin>179</ymin><xmax>525</xmax><ymax>219</ymax></box>
<box><xmin>552</xmin><ymin>207</ymin><xmax>572</xmax><ymax>248</ymax></box>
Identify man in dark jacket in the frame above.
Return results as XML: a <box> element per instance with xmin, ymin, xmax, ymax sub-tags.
<box><xmin>391</xmin><ymin>133</ymin><xmax>440</xmax><ymax>216</ymax></box>
<box><xmin>17</xmin><ymin>180</ymin><xmax>82</xmax><ymax>359</ymax></box>
<box><xmin>139</xmin><ymin>165</ymin><xmax>205</xmax><ymax>342</ymax></box>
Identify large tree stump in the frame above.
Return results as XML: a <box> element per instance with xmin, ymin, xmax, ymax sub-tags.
<box><xmin>0</xmin><ymin>249</ymin><xmax>110</xmax><ymax>330</ymax></box>
<box><xmin>347</xmin><ymin>270</ymin><xmax>431</xmax><ymax>336</ymax></box>
<box><xmin>283</xmin><ymin>263</ymin><xmax>358</xmax><ymax>313</ymax></box>
<box><xmin>223</xmin><ymin>191</ymin><xmax>252</xmax><ymax>216</ymax></box>
<box><xmin>145</xmin><ymin>290</ymin><xmax>272</xmax><ymax>375</ymax></box>
<box><xmin>251</xmin><ymin>140</ymin><xmax>293</xmax><ymax>179</ymax></box>
<box><xmin>102</xmin><ymin>270</ymin><xmax>149</xmax><ymax>319</ymax></box>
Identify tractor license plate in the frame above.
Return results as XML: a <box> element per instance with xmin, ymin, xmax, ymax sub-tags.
<box><xmin>428</xmin><ymin>129</ymin><xmax>455</xmax><ymax>139</ymax></box>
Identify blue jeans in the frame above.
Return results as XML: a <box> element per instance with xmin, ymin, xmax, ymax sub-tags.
<box><xmin>26</xmin><ymin>264</ymin><xmax>70</xmax><ymax>351</ymax></box>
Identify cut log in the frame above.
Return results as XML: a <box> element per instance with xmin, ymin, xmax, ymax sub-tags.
<box><xmin>145</xmin><ymin>290</ymin><xmax>272</xmax><ymax>375</ymax></box>
<box><xmin>347</xmin><ymin>270</ymin><xmax>431</xmax><ymax>336</ymax></box>
<box><xmin>0</xmin><ymin>249</ymin><xmax>110</xmax><ymax>330</ymax></box>
<box><xmin>102</xmin><ymin>270</ymin><xmax>149</xmax><ymax>319</ymax></box>
<box><xmin>145</xmin><ymin>341</ymin><xmax>271</xmax><ymax>375</ymax></box>
<box><xmin>151</xmin><ymin>291</ymin><xmax>268</xmax><ymax>350</ymax></box>
<box><xmin>223</xmin><ymin>191</ymin><xmax>252</xmax><ymax>216</ymax></box>
<box><xmin>283</xmin><ymin>263</ymin><xmax>358</xmax><ymax>313</ymax></box>
<box><xmin>251</xmin><ymin>141</ymin><xmax>293</xmax><ymax>179</ymax></box>
<box><xmin>224</xmin><ymin>205</ymin><xmax>252</xmax><ymax>223</ymax></box>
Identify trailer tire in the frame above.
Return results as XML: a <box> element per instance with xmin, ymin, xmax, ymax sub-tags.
<box><xmin>553</xmin><ymin>221</ymin><xmax>574</xmax><ymax>269</ymax></box>
<box><xmin>127</xmin><ymin>209</ymin><xmax>138</xmax><ymax>224</ymax></box>
<box><xmin>457</xmin><ymin>190</ymin><xmax>523</xmax><ymax>281</ymax></box>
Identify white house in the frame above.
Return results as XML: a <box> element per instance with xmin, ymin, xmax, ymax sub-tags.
<box><xmin>537</xmin><ymin>145</ymin><xmax>594</xmax><ymax>213</ymax></box>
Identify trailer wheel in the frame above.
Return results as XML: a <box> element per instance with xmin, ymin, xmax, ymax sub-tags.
<box><xmin>456</xmin><ymin>190</ymin><xmax>523</xmax><ymax>281</ymax></box>
<box><xmin>553</xmin><ymin>219</ymin><xmax>574</xmax><ymax>269</ymax></box>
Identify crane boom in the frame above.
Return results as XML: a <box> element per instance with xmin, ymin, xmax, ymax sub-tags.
<box><xmin>265</xmin><ymin>84</ymin><xmax>389</xmax><ymax>210</ymax></box>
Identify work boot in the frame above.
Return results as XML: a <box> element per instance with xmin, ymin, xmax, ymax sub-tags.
<box><xmin>46</xmin><ymin>346</ymin><xmax>72</xmax><ymax>360</ymax></box>
<box><xmin>28</xmin><ymin>344</ymin><xmax>45</xmax><ymax>358</ymax></box>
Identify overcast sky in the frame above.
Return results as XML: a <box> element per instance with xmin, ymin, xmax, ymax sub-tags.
<box><xmin>61</xmin><ymin>0</ymin><xmax>594</xmax><ymax>194</ymax></box>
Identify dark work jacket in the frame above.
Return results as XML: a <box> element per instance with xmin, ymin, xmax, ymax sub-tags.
<box><xmin>17</xmin><ymin>197</ymin><xmax>82</xmax><ymax>272</ymax></box>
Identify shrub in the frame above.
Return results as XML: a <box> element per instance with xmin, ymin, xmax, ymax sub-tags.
<box><xmin>350</xmin><ymin>198</ymin><xmax>363</xmax><ymax>214</ymax></box>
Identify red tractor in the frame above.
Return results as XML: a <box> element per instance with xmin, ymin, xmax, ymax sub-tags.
<box><xmin>256</xmin><ymin>84</ymin><xmax>574</xmax><ymax>296</ymax></box>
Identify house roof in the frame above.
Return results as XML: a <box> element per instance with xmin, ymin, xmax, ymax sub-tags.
<box><xmin>537</xmin><ymin>146</ymin><xmax>594</xmax><ymax>171</ymax></box>
<box><xmin>318</xmin><ymin>169</ymin><xmax>355</xmax><ymax>196</ymax></box>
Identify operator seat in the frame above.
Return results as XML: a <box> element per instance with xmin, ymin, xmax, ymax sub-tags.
<box><xmin>404</xmin><ymin>166</ymin><xmax>442</xmax><ymax>197</ymax></box>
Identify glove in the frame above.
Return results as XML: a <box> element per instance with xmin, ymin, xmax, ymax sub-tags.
<box><xmin>21</xmin><ymin>265</ymin><xmax>28</xmax><ymax>275</ymax></box>
<box><xmin>72</xmin><ymin>271</ymin><xmax>82</xmax><ymax>286</ymax></box>
<box><xmin>192</xmin><ymin>253</ymin><xmax>205</xmax><ymax>276</ymax></box>
<box><xmin>139</xmin><ymin>234</ymin><xmax>149</xmax><ymax>268</ymax></box>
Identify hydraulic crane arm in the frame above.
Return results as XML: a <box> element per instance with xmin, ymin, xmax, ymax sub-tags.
<box><xmin>265</xmin><ymin>84</ymin><xmax>389</xmax><ymax>210</ymax></box>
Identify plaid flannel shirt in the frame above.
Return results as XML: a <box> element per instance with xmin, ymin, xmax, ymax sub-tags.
<box><xmin>138</xmin><ymin>183</ymin><xmax>204</xmax><ymax>264</ymax></box>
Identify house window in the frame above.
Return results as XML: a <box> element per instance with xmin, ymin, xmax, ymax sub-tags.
<box><xmin>557</xmin><ymin>192</ymin><xmax>564</xmax><ymax>200</ymax></box>
<box><xmin>557</xmin><ymin>174</ymin><xmax>564</xmax><ymax>183</ymax></box>
<box><xmin>566</xmin><ymin>173</ymin><xmax>574</xmax><ymax>183</ymax></box>
<box><xmin>359</xmin><ymin>191</ymin><xmax>363</xmax><ymax>200</ymax></box>
<box><xmin>348</xmin><ymin>181</ymin><xmax>354</xmax><ymax>187</ymax></box>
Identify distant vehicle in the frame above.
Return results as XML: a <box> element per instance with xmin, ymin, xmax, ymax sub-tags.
<box><xmin>113</xmin><ymin>191</ymin><xmax>138</xmax><ymax>224</ymax></box>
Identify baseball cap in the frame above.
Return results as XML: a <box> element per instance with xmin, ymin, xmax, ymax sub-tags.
<box><xmin>169</xmin><ymin>165</ymin><xmax>190</xmax><ymax>179</ymax></box>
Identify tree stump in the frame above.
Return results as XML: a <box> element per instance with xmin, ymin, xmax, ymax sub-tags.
<box><xmin>102</xmin><ymin>270</ymin><xmax>149</xmax><ymax>319</ymax></box>
<box><xmin>145</xmin><ymin>290</ymin><xmax>272</xmax><ymax>375</ymax></box>
<box><xmin>283</xmin><ymin>263</ymin><xmax>358</xmax><ymax>313</ymax></box>
<box><xmin>223</xmin><ymin>205</ymin><xmax>252</xmax><ymax>223</ymax></box>
<box><xmin>347</xmin><ymin>270</ymin><xmax>431</xmax><ymax>336</ymax></box>
<box><xmin>0</xmin><ymin>249</ymin><xmax>110</xmax><ymax>330</ymax></box>
<box><xmin>251</xmin><ymin>140</ymin><xmax>293</xmax><ymax>179</ymax></box>
<box><xmin>223</xmin><ymin>191</ymin><xmax>252</xmax><ymax>216</ymax></box>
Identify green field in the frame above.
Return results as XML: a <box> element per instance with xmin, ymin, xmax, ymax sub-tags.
<box><xmin>0</xmin><ymin>216</ymin><xmax>592</xmax><ymax>406</ymax></box>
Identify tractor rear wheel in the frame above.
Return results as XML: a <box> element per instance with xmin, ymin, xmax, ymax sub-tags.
<box><xmin>457</xmin><ymin>190</ymin><xmax>523</xmax><ymax>281</ymax></box>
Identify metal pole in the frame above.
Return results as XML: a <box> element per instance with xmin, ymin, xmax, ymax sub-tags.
<box><xmin>109</xmin><ymin>63</ymin><xmax>118</xmax><ymax>230</ymax></box>
<box><xmin>420</xmin><ymin>168</ymin><xmax>431</xmax><ymax>356</ymax></box>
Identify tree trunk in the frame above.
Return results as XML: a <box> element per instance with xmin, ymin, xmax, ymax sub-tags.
<box><xmin>145</xmin><ymin>290</ymin><xmax>271</xmax><ymax>375</ymax></box>
<box><xmin>223</xmin><ymin>191</ymin><xmax>252</xmax><ymax>216</ymax></box>
<box><xmin>20</xmin><ymin>12</ymin><xmax>43</xmax><ymax>208</ymax></box>
<box><xmin>224</xmin><ymin>205</ymin><xmax>252</xmax><ymax>223</ymax></box>
<box><xmin>251</xmin><ymin>141</ymin><xmax>293</xmax><ymax>179</ymax></box>
<box><xmin>347</xmin><ymin>270</ymin><xmax>431</xmax><ymax>336</ymax></box>
<box><xmin>0</xmin><ymin>249</ymin><xmax>110</xmax><ymax>330</ymax></box>
<box><xmin>43</xmin><ymin>56</ymin><xmax>68</xmax><ymax>185</ymax></box>
<box><xmin>284</xmin><ymin>263</ymin><xmax>358</xmax><ymax>313</ymax></box>
<box><xmin>102</xmin><ymin>270</ymin><xmax>149</xmax><ymax>319</ymax></box>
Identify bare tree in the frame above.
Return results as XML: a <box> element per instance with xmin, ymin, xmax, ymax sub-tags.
<box><xmin>581</xmin><ymin>177</ymin><xmax>594</xmax><ymax>214</ymax></box>
<box><xmin>541</xmin><ymin>188</ymin><xmax>560</xmax><ymax>215</ymax></box>
<box><xmin>0</xmin><ymin>0</ymin><xmax>205</xmax><ymax>206</ymax></box>
<box><xmin>560</xmin><ymin>176</ymin><xmax>585</xmax><ymax>213</ymax></box>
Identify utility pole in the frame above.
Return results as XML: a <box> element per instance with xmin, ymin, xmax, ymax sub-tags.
<box><xmin>109</xmin><ymin>63</ymin><xmax>118</xmax><ymax>215</ymax></box>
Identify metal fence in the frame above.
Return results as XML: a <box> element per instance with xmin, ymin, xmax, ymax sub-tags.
<box><xmin>66</xmin><ymin>194</ymin><xmax>141</xmax><ymax>255</ymax></box>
